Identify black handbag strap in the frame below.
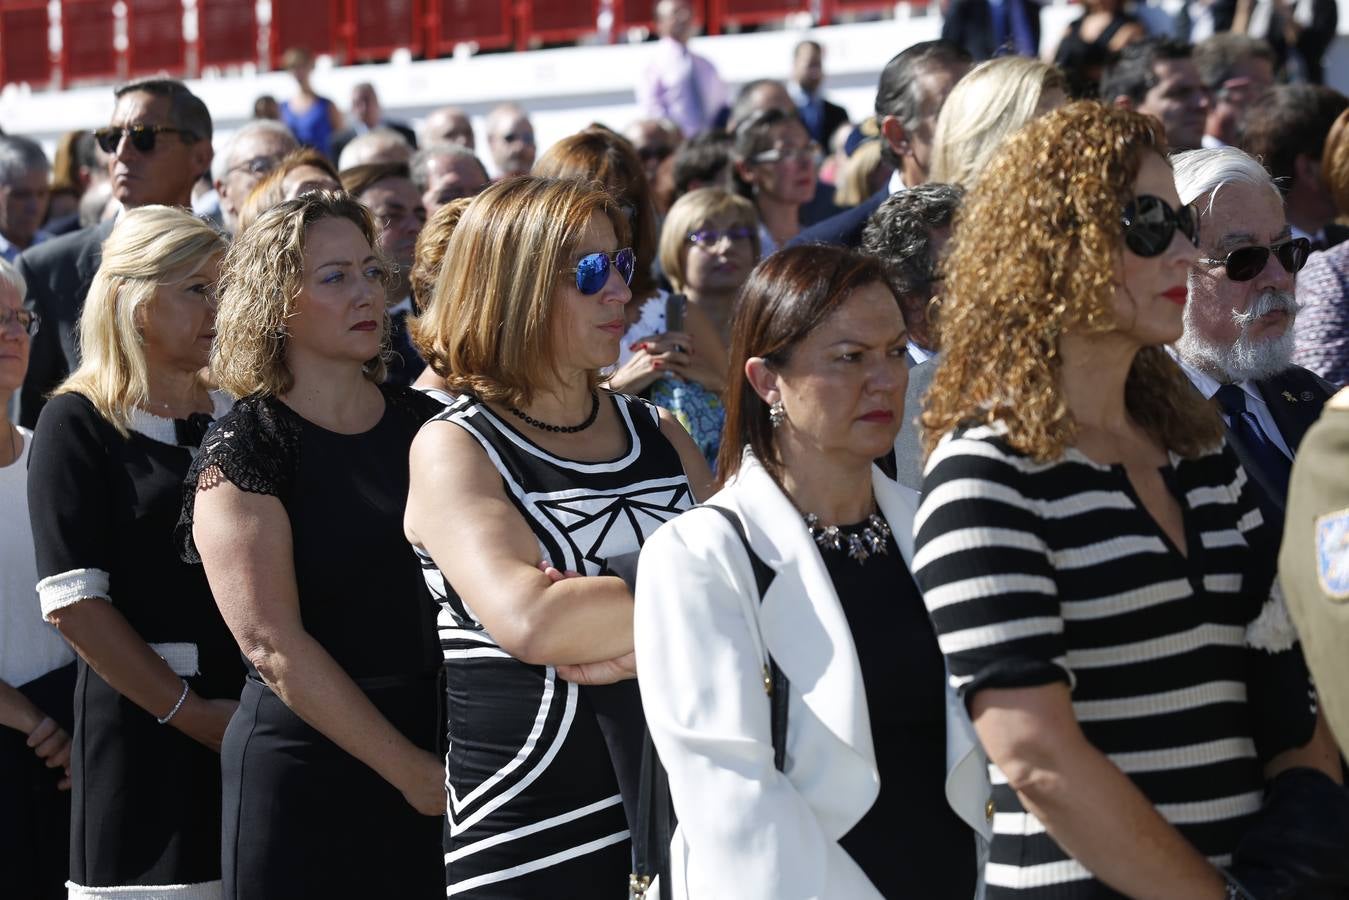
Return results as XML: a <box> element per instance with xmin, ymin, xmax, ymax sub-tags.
<box><xmin>630</xmin><ymin>503</ymin><xmax>787</xmax><ymax>899</ymax></box>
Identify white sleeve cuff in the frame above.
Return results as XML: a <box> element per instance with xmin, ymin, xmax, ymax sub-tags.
<box><xmin>37</xmin><ymin>568</ymin><xmax>111</xmax><ymax>619</ymax></box>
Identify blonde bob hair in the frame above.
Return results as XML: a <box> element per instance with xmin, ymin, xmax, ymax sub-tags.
<box><xmin>923</xmin><ymin>101</ymin><xmax>1223</xmax><ymax>462</ymax></box>
<box><xmin>212</xmin><ymin>190</ymin><xmax>389</xmax><ymax>399</ymax></box>
<box><xmin>658</xmin><ymin>187</ymin><xmax>759</xmax><ymax>293</ymax></box>
<box><xmin>928</xmin><ymin>56</ymin><xmax>1066</xmax><ymax>188</ymax></box>
<box><xmin>54</xmin><ymin>206</ymin><xmax>226</xmax><ymax>435</ymax></box>
<box><xmin>417</xmin><ymin>176</ymin><xmax>629</xmax><ymax>407</ymax></box>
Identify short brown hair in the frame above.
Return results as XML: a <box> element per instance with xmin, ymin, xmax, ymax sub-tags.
<box><xmin>212</xmin><ymin>191</ymin><xmax>389</xmax><ymax>398</ymax></box>
<box><xmin>418</xmin><ymin>176</ymin><xmax>629</xmax><ymax>407</ymax></box>
<box><xmin>924</xmin><ymin>101</ymin><xmax>1222</xmax><ymax>461</ymax></box>
<box><xmin>717</xmin><ymin>245</ymin><xmax>893</xmax><ymax>485</ymax></box>
<box><xmin>533</xmin><ymin>127</ymin><xmax>657</xmax><ymax>300</ymax></box>
<box><xmin>409</xmin><ymin>196</ymin><xmax>472</xmax><ymax>314</ymax></box>
<box><xmin>339</xmin><ymin>161</ymin><xmax>411</xmax><ymax>198</ymax></box>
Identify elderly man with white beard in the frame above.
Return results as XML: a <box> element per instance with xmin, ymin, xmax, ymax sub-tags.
<box><xmin>1171</xmin><ymin>147</ymin><xmax>1335</xmax><ymax>527</ymax></box>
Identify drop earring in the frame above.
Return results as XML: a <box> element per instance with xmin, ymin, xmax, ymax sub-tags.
<box><xmin>769</xmin><ymin>400</ymin><xmax>786</xmax><ymax>428</ymax></box>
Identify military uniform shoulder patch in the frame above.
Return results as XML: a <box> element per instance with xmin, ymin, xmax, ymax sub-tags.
<box><xmin>1316</xmin><ymin>509</ymin><xmax>1349</xmax><ymax>600</ymax></box>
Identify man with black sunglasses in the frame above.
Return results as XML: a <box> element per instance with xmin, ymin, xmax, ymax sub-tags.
<box><xmin>1171</xmin><ymin>146</ymin><xmax>1334</xmax><ymax>524</ymax></box>
<box><xmin>14</xmin><ymin>78</ymin><xmax>212</xmax><ymax>428</ymax></box>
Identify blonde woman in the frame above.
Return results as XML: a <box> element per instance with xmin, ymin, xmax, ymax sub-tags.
<box><xmin>180</xmin><ymin>192</ymin><xmax>444</xmax><ymax>899</ymax></box>
<box><xmin>913</xmin><ymin>102</ymin><xmax>1342</xmax><ymax>897</ymax></box>
<box><xmin>658</xmin><ymin>186</ymin><xmax>760</xmax><ymax>346</ymax></box>
<box><xmin>406</xmin><ymin>176</ymin><xmax>710</xmax><ymax>896</ymax></box>
<box><xmin>26</xmin><ymin>206</ymin><xmax>240</xmax><ymax>899</ymax></box>
<box><xmin>928</xmin><ymin>56</ymin><xmax>1067</xmax><ymax>189</ymax></box>
<box><xmin>833</xmin><ymin>139</ymin><xmax>892</xmax><ymax>208</ymax></box>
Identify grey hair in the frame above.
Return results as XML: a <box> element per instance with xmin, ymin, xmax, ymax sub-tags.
<box><xmin>0</xmin><ymin>256</ymin><xmax>28</xmax><ymax>300</ymax></box>
<box><xmin>0</xmin><ymin>135</ymin><xmax>50</xmax><ymax>185</ymax></box>
<box><xmin>861</xmin><ymin>182</ymin><xmax>963</xmax><ymax>296</ymax></box>
<box><xmin>210</xmin><ymin>118</ymin><xmax>298</xmax><ymax>183</ymax></box>
<box><xmin>337</xmin><ymin>127</ymin><xmax>412</xmax><ymax>171</ymax></box>
<box><xmin>409</xmin><ymin>142</ymin><xmax>488</xmax><ymax>191</ymax></box>
<box><xmin>1170</xmin><ymin>147</ymin><xmax>1282</xmax><ymax>219</ymax></box>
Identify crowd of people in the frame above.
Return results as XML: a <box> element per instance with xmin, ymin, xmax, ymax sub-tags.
<box><xmin>3</xmin><ymin>0</ymin><xmax>1349</xmax><ymax>898</ymax></box>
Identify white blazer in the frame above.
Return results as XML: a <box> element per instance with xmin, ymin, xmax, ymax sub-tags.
<box><xmin>634</xmin><ymin>451</ymin><xmax>991</xmax><ymax>900</ymax></box>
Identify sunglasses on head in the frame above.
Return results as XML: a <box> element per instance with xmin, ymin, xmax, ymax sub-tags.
<box><xmin>566</xmin><ymin>248</ymin><xmax>635</xmax><ymax>295</ymax></box>
<box><xmin>94</xmin><ymin>124</ymin><xmax>198</xmax><ymax>155</ymax></box>
<box><xmin>1198</xmin><ymin>237</ymin><xmax>1311</xmax><ymax>282</ymax></box>
<box><xmin>1121</xmin><ymin>195</ymin><xmax>1199</xmax><ymax>257</ymax></box>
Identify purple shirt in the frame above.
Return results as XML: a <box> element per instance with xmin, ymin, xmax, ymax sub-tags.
<box><xmin>636</xmin><ymin>36</ymin><xmax>728</xmax><ymax>138</ymax></box>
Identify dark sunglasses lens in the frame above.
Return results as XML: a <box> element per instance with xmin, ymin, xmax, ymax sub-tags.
<box><xmin>130</xmin><ymin>128</ymin><xmax>157</xmax><ymax>152</ymax></box>
<box><xmin>1178</xmin><ymin>204</ymin><xmax>1199</xmax><ymax>246</ymax></box>
<box><xmin>614</xmin><ymin>249</ymin><xmax>635</xmax><ymax>285</ymax></box>
<box><xmin>94</xmin><ymin>129</ymin><xmax>119</xmax><ymax>153</ymax></box>
<box><xmin>1225</xmin><ymin>247</ymin><xmax>1269</xmax><ymax>282</ymax></box>
<box><xmin>1124</xmin><ymin>196</ymin><xmax>1172</xmax><ymax>258</ymax></box>
<box><xmin>575</xmin><ymin>253</ymin><xmax>610</xmax><ymax>295</ymax></box>
<box><xmin>1279</xmin><ymin>238</ymin><xmax>1310</xmax><ymax>274</ymax></box>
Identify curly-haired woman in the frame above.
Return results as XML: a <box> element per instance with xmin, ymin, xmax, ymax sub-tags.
<box><xmin>180</xmin><ymin>191</ymin><xmax>444</xmax><ymax>898</ymax></box>
<box><xmin>912</xmin><ymin>102</ymin><xmax>1342</xmax><ymax>897</ymax></box>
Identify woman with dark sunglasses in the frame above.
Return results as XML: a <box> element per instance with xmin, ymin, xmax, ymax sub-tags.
<box><xmin>912</xmin><ymin>102</ymin><xmax>1341</xmax><ymax>898</ymax></box>
<box><xmin>406</xmin><ymin>177</ymin><xmax>711</xmax><ymax>897</ymax></box>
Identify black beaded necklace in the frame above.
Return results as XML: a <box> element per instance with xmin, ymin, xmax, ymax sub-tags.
<box><xmin>507</xmin><ymin>390</ymin><xmax>601</xmax><ymax>434</ymax></box>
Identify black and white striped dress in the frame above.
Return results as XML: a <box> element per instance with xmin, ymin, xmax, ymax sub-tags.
<box><xmin>912</xmin><ymin>424</ymin><xmax>1316</xmax><ymax>898</ymax></box>
<box><xmin>416</xmin><ymin>391</ymin><xmax>693</xmax><ymax>898</ymax></box>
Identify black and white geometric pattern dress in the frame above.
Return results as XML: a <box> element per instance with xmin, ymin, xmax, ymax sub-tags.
<box><xmin>415</xmin><ymin>391</ymin><xmax>693</xmax><ymax>898</ymax></box>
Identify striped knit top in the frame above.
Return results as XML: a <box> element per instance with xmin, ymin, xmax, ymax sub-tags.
<box><xmin>911</xmin><ymin>424</ymin><xmax>1316</xmax><ymax>898</ymax></box>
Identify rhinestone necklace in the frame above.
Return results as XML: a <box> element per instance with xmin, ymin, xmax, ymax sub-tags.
<box><xmin>804</xmin><ymin>511</ymin><xmax>892</xmax><ymax>563</ymax></box>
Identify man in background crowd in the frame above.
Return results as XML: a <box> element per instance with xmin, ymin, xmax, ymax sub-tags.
<box><xmin>484</xmin><ymin>103</ymin><xmax>536</xmax><ymax>178</ymax></box>
<box><xmin>1102</xmin><ymin>39</ymin><xmax>1210</xmax><ymax>151</ymax></box>
<box><xmin>1193</xmin><ymin>33</ymin><xmax>1275</xmax><ymax>149</ymax></box>
<box><xmin>794</xmin><ymin>39</ymin><xmax>970</xmax><ymax>248</ymax></box>
<box><xmin>0</xmin><ymin>136</ymin><xmax>52</xmax><ymax>263</ymax></box>
<box><xmin>637</xmin><ymin>0</ymin><xmax>728</xmax><ymax>138</ymax></box>
<box><xmin>1240</xmin><ymin>85</ymin><xmax>1349</xmax><ymax>250</ymax></box>
<box><xmin>331</xmin><ymin>82</ymin><xmax>417</xmax><ymax>164</ymax></box>
<box><xmin>421</xmin><ymin>106</ymin><xmax>475</xmax><ymax>151</ymax></box>
<box><xmin>411</xmin><ymin>143</ymin><xmax>489</xmax><ymax>216</ymax></box>
<box><xmin>211</xmin><ymin>119</ymin><xmax>298</xmax><ymax>235</ymax></box>
<box><xmin>788</xmin><ymin>40</ymin><xmax>850</xmax><ymax>146</ymax></box>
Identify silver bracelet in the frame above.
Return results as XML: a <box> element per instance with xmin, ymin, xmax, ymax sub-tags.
<box><xmin>157</xmin><ymin>678</ymin><xmax>190</xmax><ymax>725</ymax></box>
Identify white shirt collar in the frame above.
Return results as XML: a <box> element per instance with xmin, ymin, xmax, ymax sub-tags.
<box><xmin>390</xmin><ymin>295</ymin><xmax>414</xmax><ymax>317</ymax></box>
<box><xmin>887</xmin><ymin>169</ymin><xmax>908</xmax><ymax>197</ymax></box>
<box><xmin>1290</xmin><ymin>223</ymin><xmax>1325</xmax><ymax>246</ymax></box>
<box><xmin>906</xmin><ymin>342</ymin><xmax>934</xmax><ymax>365</ymax></box>
<box><xmin>1200</xmin><ymin>134</ymin><xmax>1229</xmax><ymax>150</ymax></box>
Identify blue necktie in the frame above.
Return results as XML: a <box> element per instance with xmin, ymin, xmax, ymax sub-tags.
<box><xmin>1215</xmin><ymin>383</ymin><xmax>1291</xmax><ymax>505</ymax></box>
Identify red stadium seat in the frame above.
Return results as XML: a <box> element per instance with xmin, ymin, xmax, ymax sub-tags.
<box><xmin>126</xmin><ymin>0</ymin><xmax>187</xmax><ymax>77</ymax></box>
<box><xmin>425</xmin><ymin>0</ymin><xmax>514</xmax><ymax>55</ymax></box>
<box><xmin>710</xmin><ymin>0</ymin><xmax>812</xmax><ymax>32</ymax></box>
<box><xmin>269</xmin><ymin>0</ymin><xmax>343</xmax><ymax>68</ymax></box>
<box><xmin>60</xmin><ymin>0</ymin><xmax>118</xmax><ymax>84</ymax></box>
<box><xmin>349</xmin><ymin>0</ymin><xmax>421</xmax><ymax>63</ymax></box>
<box><xmin>612</xmin><ymin>0</ymin><xmax>708</xmax><ymax>38</ymax></box>
<box><xmin>0</xmin><ymin>0</ymin><xmax>53</xmax><ymax>87</ymax></box>
<box><xmin>197</xmin><ymin>0</ymin><xmax>259</xmax><ymax>70</ymax></box>
<box><xmin>519</xmin><ymin>0</ymin><xmax>602</xmax><ymax>49</ymax></box>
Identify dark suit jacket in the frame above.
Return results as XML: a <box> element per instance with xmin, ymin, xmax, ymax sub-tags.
<box><xmin>894</xmin><ymin>355</ymin><xmax>936</xmax><ymax>491</ymax></box>
<box><xmin>789</xmin><ymin>186</ymin><xmax>888</xmax><ymax>250</ymax></box>
<box><xmin>1324</xmin><ymin>223</ymin><xmax>1349</xmax><ymax>250</ymax></box>
<box><xmin>1222</xmin><ymin>366</ymin><xmax>1335</xmax><ymax>529</ymax></box>
<box><xmin>330</xmin><ymin>120</ymin><xmax>418</xmax><ymax>164</ymax></box>
<box><xmin>940</xmin><ymin>0</ymin><xmax>1042</xmax><ymax>60</ymax></box>
<box><xmin>17</xmin><ymin>218</ymin><xmax>116</xmax><ymax>427</ymax></box>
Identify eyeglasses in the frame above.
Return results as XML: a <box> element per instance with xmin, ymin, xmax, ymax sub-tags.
<box><xmin>0</xmin><ymin>307</ymin><xmax>39</xmax><ymax>336</ymax></box>
<box><xmin>225</xmin><ymin>155</ymin><xmax>282</xmax><ymax>177</ymax></box>
<box><xmin>751</xmin><ymin>142</ymin><xmax>821</xmax><ymax>165</ymax></box>
<box><xmin>1121</xmin><ymin>194</ymin><xmax>1199</xmax><ymax>258</ymax></box>
<box><xmin>688</xmin><ymin>226</ymin><xmax>754</xmax><ymax>247</ymax></box>
<box><xmin>565</xmin><ymin>248</ymin><xmax>635</xmax><ymax>295</ymax></box>
<box><xmin>1198</xmin><ymin>237</ymin><xmax>1311</xmax><ymax>282</ymax></box>
<box><xmin>94</xmin><ymin>124</ymin><xmax>198</xmax><ymax>155</ymax></box>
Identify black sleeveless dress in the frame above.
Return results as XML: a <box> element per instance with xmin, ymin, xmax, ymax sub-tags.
<box><xmin>416</xmin><ymin>391</ymin><xmax>694</xmax><ymax>898</ymax></box>
<box><xmin>180</xmin><ymin>385</ymin><xmax>444</xmax><ymax>900</ymax></box>
<box><xmin>28</xmin><ymin>392</ymin><xmax>243</xmax><ymax>898</ymax></box>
